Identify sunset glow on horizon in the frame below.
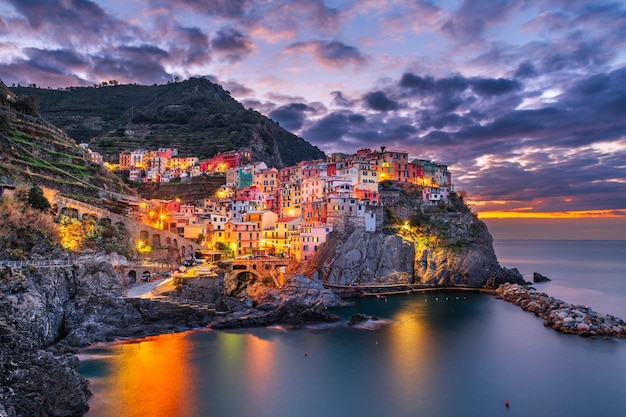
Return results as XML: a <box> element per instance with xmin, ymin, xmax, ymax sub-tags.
<box><xmin>476</xmin><ymin>209</ymin><xmax>626</xmax><ymax>220</ymax></box>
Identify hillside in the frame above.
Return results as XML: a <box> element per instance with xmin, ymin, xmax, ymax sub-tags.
<box><xmin>131</xmin><ymin>175</ymin><xmax>225</xmax><ymax>202</ymax></box>
<box><xmin>12</xmin><ymin>78</ymin><xmax>326</xmax><ymax>168</ymax></box>
<box><xmin>0</xmin><ymin>106</ymin><xmax>134</xmax><ymax>199</ymax></box>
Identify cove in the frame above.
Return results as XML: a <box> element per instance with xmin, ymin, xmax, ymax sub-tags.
<box><xmin>80</xmin><ymin>291</ymin><xmax>626</xmax><ymax>417</ymax></box>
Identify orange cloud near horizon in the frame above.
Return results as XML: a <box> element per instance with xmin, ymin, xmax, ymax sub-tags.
<box><xmin>476</xmin><ymin>209</ymin><xmax>626</xmax><ymax>219</ymax></box>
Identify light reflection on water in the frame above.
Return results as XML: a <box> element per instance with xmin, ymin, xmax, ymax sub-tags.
<box><xmin>81</xmin><ymin>333</ymin><xmax>198</xmax><ymax>417</ymax></box>
<box><xmin>80</xmin><ymin>240</ymin><xmax>626</xmax><ymax>417</ymax></box>
<box><xmin>81</xmin><ymin>292</ymin><xmax>626</xmax><ymax>417</ymax></box>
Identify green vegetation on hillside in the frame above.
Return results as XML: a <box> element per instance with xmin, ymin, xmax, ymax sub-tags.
<box><xmin>13</xmin><ymin>78</ymin><xmax>326</xmax><ymax>167</ymax></box>
<box><xmin>0</xmin><ymin>106</ymin><xmax>134</xmax><ymax>198</ymax></box>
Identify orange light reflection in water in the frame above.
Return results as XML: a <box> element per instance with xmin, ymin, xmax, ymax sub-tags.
<box><xmin>386</xmin><ymin>308</ymin><xmax>435</xmax><ymax>404</ymax></box>
<box><xmin>104</xmin><ymin>333</ymin><xmax>197</xmax><ymax>417</ymax></box>
<box><xmin>243</xmin><ymin>335</ymin><xmax>275</xmax><ymax>403</ymax></box>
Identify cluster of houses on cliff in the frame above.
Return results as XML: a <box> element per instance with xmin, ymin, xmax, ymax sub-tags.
<box><xmin>130</xmin><ymin>147</ymin><xmax>453</xmax><ymax>262</ymax></box>
<box><xmin>115</xmin><ymin>149</ymin><xmax>250</xmax><ymax>183</ymax></box>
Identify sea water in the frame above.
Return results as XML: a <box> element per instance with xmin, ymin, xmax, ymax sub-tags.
<box><xmin>493</xmin><ymin>240</ymin><xmax>626</xmax><ymax>319</ymax></box>
<box><xmin>80</xmin><ymin>240</ymin><xmax>626</xmax><ymax>417</ymax></box>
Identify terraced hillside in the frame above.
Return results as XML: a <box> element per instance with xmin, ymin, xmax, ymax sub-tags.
<box><xmin>0</xmin><ymin>106</ymin><xmax>134</xmax><ymax>200</ymax></box>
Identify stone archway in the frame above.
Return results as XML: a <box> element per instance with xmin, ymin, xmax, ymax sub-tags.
<box><xmin>152</xmin><ymin>234</ymin><xmax>161</xmax><ymax>248</ymax></box>
<box><xmin>60</xmin><ymin>207</ymin><xmax>79</xmax><ymax>218</ymax></box>
<box><xmin>236</xmin><ymin>270</ymin><xmax>262</xmax><ymax>283</ymax></box>
<box><xmin>128</xmin><ymin>270</ymin><xmax>137</xmax><ymax>284</ymax></box>
<box><xmin>224</xmin><ymin>270</ymin><xmax>263</xmax><ymax>297</ymax></box>
<box><xmin>82</xmin><ymin>213</ymin><xmax>97</xmax><ymax>223</ymax></box>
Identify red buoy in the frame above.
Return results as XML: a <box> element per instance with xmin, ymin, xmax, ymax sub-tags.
<box><xmin>505</xmin><ymin>400</ymin><xmax>510</xmax><ymax>408</ymax></box>
<box><xmin>304</xmin><ymin>352</ymin><xmax>308</xmax><ymax>357</ymax></box>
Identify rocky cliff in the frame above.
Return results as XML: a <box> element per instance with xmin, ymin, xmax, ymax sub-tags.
<box><xmin>306</xmin><ymin>209</ymin><xmax>524</xmax><ymax>289</ymax></box>
<box><xmin>0</xmin><ymin>252</ymin><xmax>215</xmax><ymax>417</ymax></box>
<box><xmin>0</xmin><ymin>251</ymin><xmax>344</xmax><ymax>416</ymax></box>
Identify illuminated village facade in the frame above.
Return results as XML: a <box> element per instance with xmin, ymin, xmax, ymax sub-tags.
<box><xmin>115</xmin><ymin>148</ymin><xmax>452</xmax><ymax>262</ymax></box>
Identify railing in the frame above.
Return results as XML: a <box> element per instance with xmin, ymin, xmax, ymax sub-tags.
<box><xmin>130</xmin><ymin>262</ymin><xmax>170</xmax><ymax>270</ymax></box>
<box><xmin>0</xmin><ymin>260</ymin><xmax>72</xmax><ymax>269</ymax></box>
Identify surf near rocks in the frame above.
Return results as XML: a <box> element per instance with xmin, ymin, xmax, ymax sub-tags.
<box><xmin>495</xmin><ymin>283</ymin><xmax>626</xmax><ymax>338</ymax></box>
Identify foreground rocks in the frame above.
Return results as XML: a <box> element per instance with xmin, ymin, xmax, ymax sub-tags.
<box><xmin>533</xmin><ymin>272</ymin><xmax>551</xmax><ymax>283</ymax></box>
<box><xmin>209</xmin><ymin>274</ymin><xmax>344</xmax><ymax>329</ymax></box>
<box><xmin>1</xmin><ymin>259</ymin><xmax>346</xmax><ymax>416</ymax></box>
<box><xmin>496</xmin><ymin>283</ymin><xmax>626</xmax><ymax>338</ymax></box>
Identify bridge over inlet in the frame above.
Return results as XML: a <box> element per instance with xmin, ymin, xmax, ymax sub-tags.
<box><xmin>219</xmin><ymin>257</ymin><xmax>291</xmax><ymax>287</ymax></box>
<box><xmin>54</xmin><ymin>195</ymin><xmax>202</xmax><ymax>257</ymax></box>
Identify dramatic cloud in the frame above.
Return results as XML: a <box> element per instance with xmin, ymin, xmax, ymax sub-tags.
<box><xmin>6</xmin><ymin>0</ymin><xmax>109</xmax><ymax>29</ymax></box>
<box><xmin>440</xmin><ymin>0</ymin><xmax>514</xmax><ymax>42</ymax></box>
<box><xmin>331</xmin><ymin>91</ymin><xmax>356</xmax><ymax>108</ymax></box>
<box><xmin>363</xmin><ymin>91</ymin><xmax>399</xmax><ymax>112</ymax></box>
<box><xmin>284</xmin><ymin>40</ymin><xmax>367</xmax><ymax>70</ymax></box>
<box><xmin>172</xmin><ymin>26</ymin><xmax>211</xmax><ymax>66</ymax></box>
<box><xmin>154</xmin><ymin>0</ymin><xmax>250</xmax><ymax>19</ymax></box>
<box><xmin>91</xmin><ymin>45</ymin><xmax>172</xmax><ymax>84</ymax></box>
<box><xmin>211</xmin><ymin>27</ymin><xmax>254</xmax><ymax>63</ymax></box>
<box><xmin>1</xmin><ymin>0</ymin><xmax>625</xmax><ymax>217</ymax></box>
<box><xmin>269</xmin><ymin>103</ymin><xmax>317</xmax><ymax>131</ymax></box>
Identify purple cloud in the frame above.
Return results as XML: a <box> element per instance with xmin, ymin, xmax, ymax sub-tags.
<box><xmin>210</xmin><ymin>27</ymin><xmax>254</xmax><ymax>63</ymax></box>
<box><xmin>284</xmin><ymin>40</ymin><xmax>367</xmax><ymax>70</ymax></box>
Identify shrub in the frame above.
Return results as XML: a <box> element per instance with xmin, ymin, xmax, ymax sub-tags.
<box><xmin>27</xmin><ymin>184</ymin><xmax>51</xmax><ymax>211</ymax></box>
<box><xmin>0</xmin><ymin>198</ymin><xmax>59</xmax><ymax>256</ymax></box>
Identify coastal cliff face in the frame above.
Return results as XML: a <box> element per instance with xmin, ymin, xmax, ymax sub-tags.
<box><xmin>0</xmin><ymin>251</ymin><xmax>344</xmax><ymax>416</ymax></box>
<box><xmin>0</xmin><ymin>252</ymin><xmax>210</xmax><ymax>417</ymax></box>
<box><xmin>1</xmin><ymin>260</ymin><xmax>91</xmax><ymax>417</ymax></box>
<box><xmin>308</xmin><ymin>210</ymin><xmax>524</xmax><ymax>288</ymax></box>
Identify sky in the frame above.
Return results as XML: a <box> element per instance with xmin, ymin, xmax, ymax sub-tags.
<box><xmin>1</xmin><ymin>0</ymin><xmax>626</xmax><ymax>239</ymax></box>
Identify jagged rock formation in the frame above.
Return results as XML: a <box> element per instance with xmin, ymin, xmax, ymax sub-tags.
<box><xmin>209</xmin><ymin>274</ymin><xmax>343</xmax><ymax>329</ymax></box>
<box><xmin>0</xmin><ymin>251</ymin><xmax>347</xmax><ymax>416</ymax></box>
<box><xmin>533</xmin><ymin>272</ymin><xmax>551</xmax><ymax>283</ymax></box>
<box><xmin>0</xmin><ymin>252</ymin><xmax>214</xmax><ymax>416</ymax></box>
<box><xmin>308</xmin><ymin>211</ymin><xmax>524</xmax><ymax>288</ymax></box>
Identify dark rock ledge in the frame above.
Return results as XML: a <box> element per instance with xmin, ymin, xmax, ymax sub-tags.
<box><xmin>495</xmin><ymin>283</ymin><xmax>626</xmax><ymax>338</ymax></box>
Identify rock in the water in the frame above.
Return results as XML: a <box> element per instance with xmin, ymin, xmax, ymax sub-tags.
<box><xmin>348</xmin><ymin>313</ymin><xmax>379</xmax><ymax>326</ymax></box>
<box><xmin>533</xmin><ymin>272</ymin><xmax>551</xmax><ymax>283</ymax></box>
<box><xmin>209</xmin><ymin>274</ymin><xmax>343</xmax><ymax>329</ymax></box>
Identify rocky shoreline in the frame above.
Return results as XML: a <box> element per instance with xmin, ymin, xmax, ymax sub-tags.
<box><xmin>0</xmin><ymin>254</ymin><xmax>344</xmax><ymax>417</ymax></box>
<box><xmin>4</xmin><ymin>253</ymin><xmax>624</xmax><ymax>417</ymax></box>
<box><xmin>495</xmin><ymin>283</ymin><xmax>626</xmax><ymax>338</ymax></box>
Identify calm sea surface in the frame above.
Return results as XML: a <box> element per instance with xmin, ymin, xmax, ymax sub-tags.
<box><xmin>80</xmin><ymin>240</ymin><xmax>626</xmax><ymax>417</ymax></box>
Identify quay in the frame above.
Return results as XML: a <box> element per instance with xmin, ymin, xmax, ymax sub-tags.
<box><xmin>323</xmin><ymin>282</ymin><xmax>495</xmax><ymax>296</ymax></box>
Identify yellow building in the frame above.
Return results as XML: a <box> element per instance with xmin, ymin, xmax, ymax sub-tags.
<box><xmin>261</xmin><ymin>217</ymin><xmax>301</xmax><ymax>256</ymax></box>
